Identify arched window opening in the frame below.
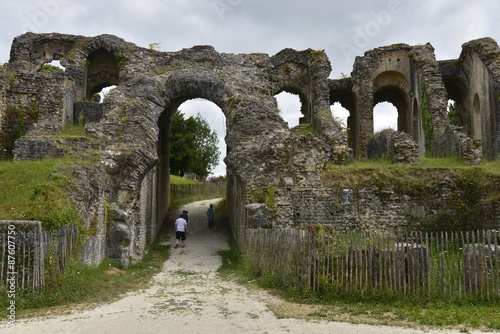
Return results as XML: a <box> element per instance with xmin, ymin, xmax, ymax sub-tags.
<box><xmin>39</xmin><ymin>59</ymin><xmax>65</xmax><ymax>72</ymax></box>
<box><xmin>442</xmin><ymin>76</ymin><xmax>468</xmax><ymax>131</ymax></box>
<box><xmin>275</xmin><ymin>91</ymin><xmax>302</xmax><ymax>129</ymax></box>
<box><xmin>331</xmin><ymin>102</ymin><xmax>349</xmax><ymax>134</ymax></box>
<box><xmin>85</xmin><ymin>48</ymin><xmax>120</xmax><ymax>100</ymax></box>
<box><xmin>373</xmin><ymin>101</ymin><xmax>398</xmax><ymax>133</ymax></box>
<box><xmin>173</xmin><ymin>98</ymin><xmax>226</xmax><ymax>178</ymax></box>
<box><xmin>447</xmin><ymin>99</ymin><xmax>461</xmax><ymax>127</ymax></box>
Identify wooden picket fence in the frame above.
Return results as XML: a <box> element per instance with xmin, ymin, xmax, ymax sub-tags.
<box><xmin>244</xmin><ymin>227</ymin><xmax>500</xmax><ymax>300</ymax></box>
<box><xmin>0</xmin><ymin>221</ymin><xmax>78</xmax><ymax>290</ymax></box>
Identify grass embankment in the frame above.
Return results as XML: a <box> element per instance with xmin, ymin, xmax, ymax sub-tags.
<box><xmin>0</xmin><ymin>158</ymin><xmax>81</xmax><ymax>230</ymax></box>
<box><xmin>349</xmin><ymin>156</ymin><xmax>500</xmax><ymax>175</ymax></box>
<box><xmin>218</xmin><ymin>228</ymin><xmax>500</xmax><ymax>332</ymax></box>
<box><xmin>169</xmin><ymin>175</ymin><xmax>226</xmax><ymax>210</ymax></box>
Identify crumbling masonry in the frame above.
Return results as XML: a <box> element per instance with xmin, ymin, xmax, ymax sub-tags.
<box><xmin>0</xmin><ymin>33</ymin><xmax>499</xmax><ymax>266</ymax></box>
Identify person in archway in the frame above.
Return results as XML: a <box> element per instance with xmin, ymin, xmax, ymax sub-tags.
<box><xmin>182</xmin><ymin>210</ymin><xmax>189</xmax><ymax>223</ymax></box>
<box><xmin>175</xmin><ymin>214</ymin><xmax>188</xmax><ymax>248</ymax></box>
<box><xmin>207</xmin><ymin>204</ymin><xmax>215</xmax><ymax>229</ymax></box>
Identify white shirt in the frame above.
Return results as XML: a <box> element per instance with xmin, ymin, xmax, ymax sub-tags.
<box><xmin>175</xmin><ymin>217</ymin><xmax>187</xmax><ymax>232</ymax></box>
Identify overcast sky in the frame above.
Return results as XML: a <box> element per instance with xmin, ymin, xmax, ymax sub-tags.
<box><xmin>1</xmin><ymin>0</ymin><xmax>499</xmax><ymax>175</ymax></box>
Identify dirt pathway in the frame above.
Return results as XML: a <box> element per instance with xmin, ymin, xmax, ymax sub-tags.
<box><xmin>1</xmin><ymin>199</ymin><xmax>483</xmax><ymax>334</ymax></box>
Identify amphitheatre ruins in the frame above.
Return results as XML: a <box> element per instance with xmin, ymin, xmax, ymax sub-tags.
<box><xmin>0</xmin><ymin>32</ymin><xmax>499</xmax><ymax>268</ymax></box>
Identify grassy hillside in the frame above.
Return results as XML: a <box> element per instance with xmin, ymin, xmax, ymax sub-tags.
<box><xmin>0</xmin><ymin>158</ymin><xmax>81</xmax><ymax>230</ymax></box>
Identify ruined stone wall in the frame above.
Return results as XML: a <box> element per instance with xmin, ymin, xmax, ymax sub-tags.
<box><xmin>409</xmin><ymin>44</ymin><xmax>481</xmax><ymax>163</ymax></box>
<box><xmin>292</xmin><ymin>170</ymin><xmax>500</xmax><ymax>232</ymax></box>
<box><xmin>368</xmin><ymin>128</ymin><xmax>420</xmax><ymax>165</ymax></box>
<box><xmin>227</xmin><ymin>172</ymin><xmax>247</xmax><ymax>246</ymax></box>
<box><xmin>6</xmin><ymin>71</ymin><xmax>68</xmax><ymax>125</ymax></box>
<box><xmin>135</xmin><ymin>166</ymin><xmax>160</xmax><ymax>259</ymax></box>
<box><xmin>73</xmin><ymin>101</ymin><xmax>103</xmax><ymax>123</ymax></box>
<box><xmin>350</xmin><ymin>44</ymin><xmax>415</xmax><ymax>157</ymax></box>
<box><xmin>459</xmin><ymin>38</ymin><xmax>500</xmax><ymax>159</ymax></box>
<box><xmin>339</xmin><ymin>42</ymin><xmax>484</xmax><ymax>164</ymax></box>
<box><xmin>1</xmin><ymin>32</ymin><xmax>499</xmax><ymax>268</ymax></box>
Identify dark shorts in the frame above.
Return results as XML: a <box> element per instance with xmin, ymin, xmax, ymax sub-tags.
<box><xmin>176</xmin><ymin>231</ymin><xmax>186</xmax><ymax>240</ymax></box>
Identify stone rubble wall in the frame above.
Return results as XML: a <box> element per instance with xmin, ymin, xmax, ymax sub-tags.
<box><xmin>292</xmin><ymin>172</ymin><xmax>500</xmax><ymax>232</ymax></box>
<box><xmin>74</xmin><ymin>101</ymin><xmax>103</xmax><ymax>124</ymax></box>
<box><xmin>408</xmin><ymin>44</ymin><xmax>482</xmax><ymax>163</ymax></box>
<box><xmin>459</xmin><ymin>38</ymin><xmax>500</xmax><ymax>160</ymax></box>
<box><xmin>368</xmin><ymin>129</ymin><xmax>420</xmax><ymax>165</ymax></box>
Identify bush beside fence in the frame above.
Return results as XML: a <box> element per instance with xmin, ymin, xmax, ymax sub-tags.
<box><xmin>244</xmin><ymin>228</ymin><xmax>500</xmax><ymax>301</ymax></box>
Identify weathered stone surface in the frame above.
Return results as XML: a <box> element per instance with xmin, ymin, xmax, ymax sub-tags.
<box><xmin>368</xmin><ymin>129</ymin><xmax>420</xmax><ymax>165</ymax></box>
<box><xmin>1</xmin><ymin>32</ymin><xmax>499</xmax><ymax>267</ymax></box>
<box><xmin>330</xmin><ymin>39</ymin><xmax>500</xmax><ymax>164</ymax></box>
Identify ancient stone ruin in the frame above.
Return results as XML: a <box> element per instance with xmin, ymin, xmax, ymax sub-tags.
<box><xmin>0</xmin><ymin>33</ymin><xmax>499</xmax><ymax>266</ymax></box>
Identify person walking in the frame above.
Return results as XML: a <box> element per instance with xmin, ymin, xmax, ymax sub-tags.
<box><xmin>207</xmin><ymin>204</ymin><xmax>215</xmax><ymax>229</ymax></box>
<box><xmin>175</xmin><ymin>213</ymin><xmax>188</xmax><ymax>248</ymax></box>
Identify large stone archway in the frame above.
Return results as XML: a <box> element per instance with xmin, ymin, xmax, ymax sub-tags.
<box><xmin>69</xmin><ymin>41</ymin><xmax>347</xmax><ymax>265</ymax></box>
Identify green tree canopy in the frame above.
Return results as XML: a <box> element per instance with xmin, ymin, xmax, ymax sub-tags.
<box><xmin>169</xmin><ymin>110</ymin><xmax>220</xmax><ymax>178</ymax></box>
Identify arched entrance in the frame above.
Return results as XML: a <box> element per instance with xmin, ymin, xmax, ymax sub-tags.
<box><xmin>373</xmin><ymin>101</ymin><xmax>398</xmax><ymax>132</ymax></box>
<box><xmin>172</xmin><ymin>98</ymin><xmax>226</xmax><ymax>178</ymax></box>
<box><xmin>155</xmin><ymin>77</ymin><xmax>229</xmax><ymax>227</ymax></box>
<box><xmin>373</xmin><ymin>71</ymin><xmax>411</xmax><ymax>135</ymax></box>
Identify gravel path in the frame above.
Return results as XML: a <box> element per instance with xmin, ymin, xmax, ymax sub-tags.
<box><xmin>1</xmin><ymin>199</ymin><xmax>483</xmax><ymax>334</ymax></box>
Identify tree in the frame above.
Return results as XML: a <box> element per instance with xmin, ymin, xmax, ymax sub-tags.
<box><xmin>169</xmin><ymin>111</ymin><xmax>220</xmax><ymax>178</ymax></box>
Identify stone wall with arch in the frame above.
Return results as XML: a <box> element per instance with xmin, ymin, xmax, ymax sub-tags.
<box><xmin>1</xmin><ymin>32</ymin><xmax>498</xmax><ymax>266</ymax></box>
<box><xmin>1</xmin><ymin>33</ymin><xmax>350</xmax><ymax>265</ymax></box>
<box><xmin>329</xmin><ymin>38</ymin><xmax>500</xmax><ymax>162</ymax></box>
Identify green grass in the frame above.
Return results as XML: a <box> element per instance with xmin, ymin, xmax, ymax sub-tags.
<box><xmin>349</xmin><ymin>156</ymin><xmax>500</xmax><ymax>173</ymax></box>
<box><xmin>0</xmin><ymin>234</ymin><xmax>171</xmax><ymax>317</ymax></box>
<box><xmin>0</xmin><ymin>158</ymin><xmax>82</xmax><ymax>230</ymax></box>
<box><xmin>45</xmin><ymin>124</ymin><xmax>89</xmax><ymax>139</ymax></box>
<box><xmin>170</xmin><ymin>175</ymin><xmax>200</xmax><ymax>185</ymax></box>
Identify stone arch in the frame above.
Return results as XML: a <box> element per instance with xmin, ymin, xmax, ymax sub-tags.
<box><xmin>29</xmin><ymin>37</ymin><xmax>75</xmax><ymax>70</ymax></box>
<box><xmin>271</xmin><ymin>52</ymin><xmax>318</xmax><ymax>125</ymax></box>
<box><xmin>84</xmin><ymin>48</ymin><xmax>121</xmax><ymax>100</ymax></box>
<box><xmin>329</xmin><ymin>84</ymin><xmax>358</xmax><ymax>153</ymax></box>
<box><xmin>155</xmin><ymin>74</ymin><xmax>230</xmax><ymax>219</ymax></box>
<box><xmin>274</xmin><ymin>87</ymin><xmax>309</xmax><ymax>126</ymax></box>
<box><xmin>442</xmin><ymin>76</ymin><xmax>468</xmax><ymax>129</ymax></box>
<box><xmin>373</xmin><ymin>71</ymin><xmax>411</xmax><ymax>134</ymax></box>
